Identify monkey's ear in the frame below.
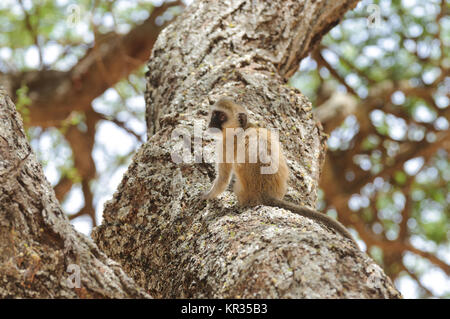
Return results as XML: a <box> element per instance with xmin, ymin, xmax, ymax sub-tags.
<box><xmin>238</xmin><ymin>113</ymin><xmax>247</xmax><ymax>128</ymax></box>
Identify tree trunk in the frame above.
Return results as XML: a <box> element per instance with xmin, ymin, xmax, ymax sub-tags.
<box><xmin>93</xmin><ymin>0</ymin><xmax>401</xmax><ymax>298</ymax></box>
<box><xmin>0</xmin><ymin>89</ymin><xmax>148</xmax><ymax>298</ymax></box>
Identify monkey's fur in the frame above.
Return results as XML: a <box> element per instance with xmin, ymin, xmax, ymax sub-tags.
<box><xmin>202</xmin><ymin>97</ymin><xmax>357</xmax><ymax>245</ymax></box>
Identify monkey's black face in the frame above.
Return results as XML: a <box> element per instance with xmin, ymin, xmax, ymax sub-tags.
<box><xmin>208</xmin><ymin>110</ymin><xmax>228</xmax><ymax>130</ymax></box>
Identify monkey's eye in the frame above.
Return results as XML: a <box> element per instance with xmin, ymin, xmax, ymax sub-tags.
<box><xmin>213</xmin><ymin>111</ymin><xmax>226</xmax><ymax>122</ymax></box>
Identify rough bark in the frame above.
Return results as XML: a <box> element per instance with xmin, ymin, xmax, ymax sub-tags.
<box><xmin>0</xmin><ymin>89</ymin><xmax>149</xmax><ymax>298</ymax></box>
<box><xmin>93</xmin><ymin>0</ymin><xmax>401</xmax><ymax>298</ymax></box>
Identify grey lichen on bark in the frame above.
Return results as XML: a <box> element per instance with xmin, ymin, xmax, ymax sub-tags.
<box><xmin>0</xmin><ymin>89</ymin><xmax>149</xmax><ymax>298</ymax></box>
<box><xmin>93</xmin><ymin>0</ymin><xmax>402</xmax><ymax>298</ymax></box>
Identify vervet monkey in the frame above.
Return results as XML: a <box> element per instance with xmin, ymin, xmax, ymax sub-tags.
<box><xmin>202</xmin><ymin>97</ymin><xmax>356</xmax><ymax>245</ymax></box>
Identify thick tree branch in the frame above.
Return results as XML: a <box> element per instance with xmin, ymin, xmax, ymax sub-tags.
<box><xmin>93</xmin><ymin>0</ymin><xmax>400</xmax><ymax>298</ymax></box>
<box><xmin>0</xmin><ymin>89</ymin><xmax>148</xmax><ymax>298</ymax></box>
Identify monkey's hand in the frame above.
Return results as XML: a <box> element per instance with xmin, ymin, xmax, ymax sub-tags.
<box><xmin>201</xmin><ymin>191</ymin><xmax>213</xmax><ymax>201</ymax></box>
<box><xmin>201</xmin><ymin>187</ymin><xmax>221</xmax><ymax>200</ymax></box>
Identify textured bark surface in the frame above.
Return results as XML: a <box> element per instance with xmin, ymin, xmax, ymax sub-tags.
<box><xmin>0</xmin><ymin>89</ymin><xmax>148</xmax><ymax>298</ymax></box>
<box><xmin>93</xmin><ymin>0</ymin><xmax>401</xmax><ymax>298</ymax></box>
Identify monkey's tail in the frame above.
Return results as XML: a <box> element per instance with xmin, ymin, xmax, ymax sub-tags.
<box><xmin>262</xmin><ymin>197</ymin><xmax>357</xmax><ymax>246</ymax></box>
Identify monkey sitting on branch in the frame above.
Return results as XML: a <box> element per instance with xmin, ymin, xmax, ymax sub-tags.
<box><xmin>202</xmin><ymin>97</ymin><xmax>357</xmax><ymax>246</ymax></box>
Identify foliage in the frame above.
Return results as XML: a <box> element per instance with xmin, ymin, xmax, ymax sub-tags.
<box><xmin>291</xmin><ymin>0</ymin><xmax>449</xmax><ymax>298</ymax></box>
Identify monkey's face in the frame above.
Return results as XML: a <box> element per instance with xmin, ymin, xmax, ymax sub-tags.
<box><xmin>207</xmin><ymin>98</ymin><xmax>248</xmax><ymax>134</ymax></box>
<box><xmin>208</xmin><ymin>109</ymin><xmax>229</xmax><ymax>130</ymax></box>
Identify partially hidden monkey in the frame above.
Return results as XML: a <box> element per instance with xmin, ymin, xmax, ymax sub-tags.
<box><xmin>202</xmin><ymin>97</ymin><xmax>357</xmax><ymax>245</ymax></box>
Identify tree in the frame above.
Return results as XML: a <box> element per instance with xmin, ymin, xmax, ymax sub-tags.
<box><xmin>9</xmin><ymin>0</ymin><xmax>448</xmax><ymax>298</ymax></box>
<box><xmin>291</xmin><ymin>0</ymin><xmax>449</xmax><ymax>298</ymax></box>
<box><xmin>2</xmin><ymin>0</ymin><xmax>447</xmax><ymax>298</ymax></box>
<box><xmin>91</xmin><ymin>0</ymin><xmax>400</xmax><ymax>298</ymax></box>
<box><xmin>0</xmin><ymin>89</ymin><xmax>148</xmax><ymax>298</ymax></box>
<box><xmin>0</xmin><ymin>0</ymin><xmax>184</xmax><ymax>228</ymax></box>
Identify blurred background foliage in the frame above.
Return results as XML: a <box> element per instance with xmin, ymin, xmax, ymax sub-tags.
<box><xmin>290</xmin><ymin>0</ymin><xmax>449</xmax><ymax>298</ymax></box>
<box><xmin>0</xmin><ymin>0</ymin><xmax>448</xmax><ymax>298</ymax></box>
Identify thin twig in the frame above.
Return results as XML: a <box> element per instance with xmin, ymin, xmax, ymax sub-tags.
<box><xmin>18</xmin><ymin>0</ymin><xmax>43</xmax><ymax>69</ymax></box>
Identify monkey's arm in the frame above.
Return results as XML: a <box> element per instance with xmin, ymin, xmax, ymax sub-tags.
<box><xmin>202</xmin><ymin>162</ymin><xmax>232</xmax><ymax>199</ymax></box>
<box><xmin>263</xmin><ymin>197</ymin><xmax>357</xmax><ymax>246</ymax></box>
